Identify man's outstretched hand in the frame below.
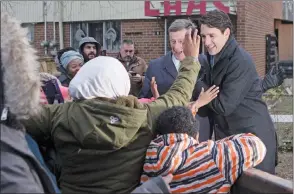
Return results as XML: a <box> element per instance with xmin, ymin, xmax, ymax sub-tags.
<box><xmin>262</xmin><ymin>66</ymin><xmax>286</xmax><ymax>92</ymax></box>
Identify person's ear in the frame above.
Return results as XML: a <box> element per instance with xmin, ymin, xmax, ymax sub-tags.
<box><xmin>224</xmin><ymin>28</ymin><xmax>230</xmax><ymax>39</ymax></box>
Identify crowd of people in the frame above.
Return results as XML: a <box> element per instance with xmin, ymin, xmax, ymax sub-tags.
<box><xmin>1</xmin><ymin>9</ymin><xmax>286</xmax><ymax>194</ymax></box>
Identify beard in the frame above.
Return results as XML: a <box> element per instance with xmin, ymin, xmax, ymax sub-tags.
<box><xmin>123</xmin><ymin>56</ymin><xmax>132</xmax><ymax>62</ymax></box>
<box><xmin>87</xmin><ymin>52</ymin><xmax>96</xmax><ymax>59</ymax></box>
<box><xmin>83</xmin><ymin>52</ymin><xmax>96</xmax><ymax>62</ymax></box>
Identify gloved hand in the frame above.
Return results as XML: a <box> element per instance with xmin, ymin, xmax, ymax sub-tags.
<box><xmin>261</xmin><ymin>66</ymin><xmax>286</xmax><ymax>92</ymax></box>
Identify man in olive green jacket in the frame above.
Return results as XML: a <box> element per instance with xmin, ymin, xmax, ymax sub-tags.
<box><xmin>22</xmin><ymin>29</ymin><xmax>201</xmax><ymax>194</ymax></box>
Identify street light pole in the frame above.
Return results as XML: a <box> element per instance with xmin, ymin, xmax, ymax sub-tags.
<box><xmin>43</xmin><ymin>1</ymin><xmax>48</xmax><ymax>55</ymax></box>
<box><xmin>59</xmin><ymin>1</ymin><xmax>64</xmax><ymax>49</ymax></box>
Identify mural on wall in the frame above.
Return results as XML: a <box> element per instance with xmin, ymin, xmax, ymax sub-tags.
<box><xmin>104</xmin><ymin>21</ymin><xmax>121</xmax><ymax>52</ymax></box>
<box><xmin>71</xmin><ymin>21</ymin><xmax>121</xmax><ymax>52</ymax></box>
<box><xmin>74</xmin><ymin>26</ymin><xmax>86</xmax><ymax>43</ymax></box>
<box><xmin>105</xmin><ymin>28</ymin><xmax>117</xmax><ymax>50</ymax></box>
<box><xmin>71</xmin><ymin>22</ymin><xmax>87</xmax><ymax>50</ymax></box>
<box><xmin>21</xmin><ymin>23</ymin><xmax>34</xmax><ymax>43</ymax></box>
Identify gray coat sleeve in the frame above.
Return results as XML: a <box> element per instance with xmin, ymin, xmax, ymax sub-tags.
<box><xmin>1</xmin><ymin>144</ymin><xmax>45</xmax><ymax>193</ymax></box>
<box><xmin>131</xmin><ymin>176</ymin><xmax>170</xmax><ymax>194</ymax></box>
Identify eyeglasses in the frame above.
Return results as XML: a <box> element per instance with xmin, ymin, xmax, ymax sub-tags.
<box><xmin>125</xmin><ymin>50</ymin><xmax>134</xmax><ymax>53</ymax></box>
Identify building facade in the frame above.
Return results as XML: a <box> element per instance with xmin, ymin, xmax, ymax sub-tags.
<box><xmin>1</xmin><ymin>0</ymin><xmax>293</xmax><ymax>76</ymax></box>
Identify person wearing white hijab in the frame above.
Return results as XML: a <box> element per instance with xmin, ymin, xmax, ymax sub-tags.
<box><xmin>69</xmin><ymin>56</ymin><xmax>130</xmax><ymax>100</ymax></box>
<box><xmin>22</xmin><ymin>30</ymin><xmax>202</xmax><ymax>194</ymax></box>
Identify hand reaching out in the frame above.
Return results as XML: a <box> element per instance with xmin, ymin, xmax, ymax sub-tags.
<box><xmin>150</xmin><ymin>77</ymin><xmax>160</xmax><ymax>99</ymax></box>
<box><xmin>188</xmin><ymin>85</ymin><xmax>219</xmax><ymax>116</ymax></box>
<box><xmin>197</xmin><ymin>85</ymin><xmax>219</xmax><ymax>107</ymax></box>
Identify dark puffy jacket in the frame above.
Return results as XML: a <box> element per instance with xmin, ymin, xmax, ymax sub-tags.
<box><xmin>1</xmin><ymin>124</ymin><xmax>57</xmax><ymax>193</ymax></box>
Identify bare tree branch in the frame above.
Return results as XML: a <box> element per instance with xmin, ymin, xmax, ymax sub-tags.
<box><xmin>1</xmin><ymin>1</ymin><xmax>16</xmax><ymax>15</ymax></box>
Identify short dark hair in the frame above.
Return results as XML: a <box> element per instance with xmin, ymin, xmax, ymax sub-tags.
<box><xmin>155</xmin><ymin>106</ymin><xmax>199</xmax><ymax>138</ymax></box>
<box><xmin>200</xmin><ymin>9</ymin><xmax>233</xmax><ymax>33</ymax></box>
<box><xmin>57</xmin><ymin>47</ymin><xmax>76</xmax><ymax>62</ymax></box>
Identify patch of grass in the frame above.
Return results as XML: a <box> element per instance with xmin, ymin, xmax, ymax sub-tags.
<box><xmin>275</xmin><ymin>152</ymin><xmax>293</xmax><ymax>180</ymax></box>
<box><xmin>270</xmin><ymin>96</ymin><xmax>293</xmax><ymax>115</ymax></box>
<box><xmin>263</xmin><ymin>86</ymin><xmax>293</xmax><ymax>115</ymax></box>
<box><xmin>276</xmin><ymin>123</ymin><xmax>293</xmax><ymax>180</ymax></box>
<box><xmin>275</xmin><ymin>123</ymin><xmax>293</xmax><ymax>150</ymax></box>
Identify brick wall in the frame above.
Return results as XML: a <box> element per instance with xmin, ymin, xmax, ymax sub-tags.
<box><xmin>105</xmin><ymin>19</ymin><xmax>166</xmax><ymax>63</ymax></box>
<box><xmin>33</xmin><ymin>22</ymin><xmax>70</xmax><ymax>57</ymax></box>
<box><xmin>236</xmin><ymin>1</ymin><xmax>275</xmax><ymax>77</ymax></box>
<box><xmin>121</xmin><ymin>19</ymin><xmax>165</xmax><ymax>63</ymax></box>
<box><xmin>33</xmin><ymin>19</ymin><xmax>165</xmax><ymax>64</ymax></box>
<box><xmin>32</xmin><ymin>4</ymin><xmax>277</xmax><ymax>75</ymax></box>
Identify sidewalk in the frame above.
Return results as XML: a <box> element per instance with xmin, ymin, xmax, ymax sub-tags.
<box><xmin>270</xmin><ymin>115</ymin><xmax>293</xmax><ymax>123</ymax></box>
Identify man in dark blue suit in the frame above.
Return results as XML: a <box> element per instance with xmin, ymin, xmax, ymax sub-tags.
<box><xmin>139</xmin><ymin>19</ymin><xmax>212</xmax><ymax>142</ymax></box>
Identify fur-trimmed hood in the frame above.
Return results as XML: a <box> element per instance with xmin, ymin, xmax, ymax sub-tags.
<box><xmin>1</xmin><ymin>13</ymin><xmax>41</xmax><ymax>120</ymax></box>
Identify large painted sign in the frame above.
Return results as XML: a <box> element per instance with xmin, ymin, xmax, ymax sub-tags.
<box><xmin>145</xmin><ymin>0</ymin><xmax>230</xmax><ymax>16</ymax></box>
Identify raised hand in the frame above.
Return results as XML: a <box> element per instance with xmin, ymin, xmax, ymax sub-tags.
<box><xmin>197</xmin><ymin>85</ymin><xmax>219</xmax><ymax>107</ymax></box>
<box><xmin>150</xmin><ymin>77</ymin><xmax>160</xmax><ymax>99</ymax></box>
<box><xmin>188</xmin><ymin>85</ymin><xmax>219</xmax><ymax>116</ymax></box>
<box><xmin>183</xmin><ymin>28</ymin><xmax>201</xmax><ymax>58</ymax></box>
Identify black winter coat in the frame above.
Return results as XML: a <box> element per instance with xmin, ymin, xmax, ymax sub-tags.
<box><xmin>197</xmin><ymin>36</ymin><xmax>277</xmax><ymax>174</ymax></box>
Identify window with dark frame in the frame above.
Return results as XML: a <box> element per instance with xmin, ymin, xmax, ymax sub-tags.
<box><xmin>21</xmin><ymin>23</ymin><xmax>35</xmax><ymax>43</ymax></box>
<box><xmin>70</xmin><ymin>21</ymin><xmax>121</xmax><ymax>52</ymax></box>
